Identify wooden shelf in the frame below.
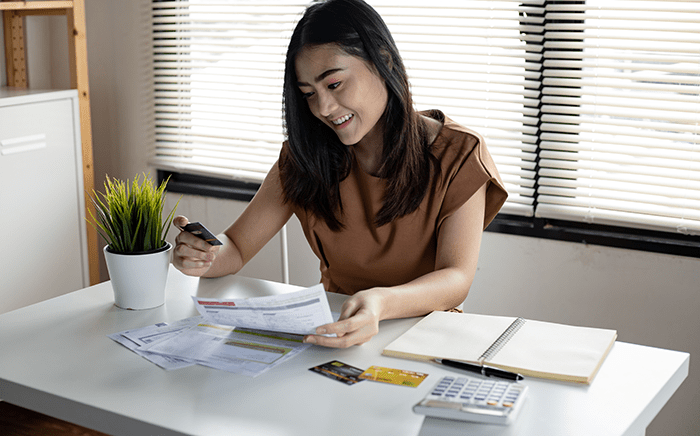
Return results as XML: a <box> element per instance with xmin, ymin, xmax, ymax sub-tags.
<box><xmin>2</xmin><ymin>0</ymin><xmax>99</xmax><ymax>285</ymax></box>
<box><xmin>0</xmin><ymin>1</ymin><xmax>73</xmax><ymax>11</ymax></box>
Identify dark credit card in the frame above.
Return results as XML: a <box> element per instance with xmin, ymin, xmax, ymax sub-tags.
<box><xmin>309</xmin><ymin>360</ymin><xmax>366</xmax><ymax>385</ymax></box>
<box><xmin>183</xmin><ymin>222</ymin><xmax>223</xmax><ymax>246</ymax></box>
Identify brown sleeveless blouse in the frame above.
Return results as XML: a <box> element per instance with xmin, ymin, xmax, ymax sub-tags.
<box><xmin>284</xmin><ymin>110</ymin><xmax>508</xmax><ymax>295</ymax></box>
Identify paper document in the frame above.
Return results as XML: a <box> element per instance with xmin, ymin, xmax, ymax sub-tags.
<box><xmin>108</xmin><ymin>316</ymin><xmax>203</xmax><ymax>370</ymax></box>
<box><xmin>192</xmin><ymin>283</ymin><xmax>333</xmax><ymax>335</ymax></box>
<box><xmin>141</xmin><ymin>322</ymin><xmax>311</xmax><ymax>377</ymax></box>
<box><xmin>109</xmin><ymin>284</ymin><xmax>335</xmax><ymax>377</ymax></box>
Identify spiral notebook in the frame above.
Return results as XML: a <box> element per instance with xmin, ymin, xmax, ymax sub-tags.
<box><xmin>382</xmin><ymin>312</ymin><xmax>617</xmax><ymax>384</ymax></box>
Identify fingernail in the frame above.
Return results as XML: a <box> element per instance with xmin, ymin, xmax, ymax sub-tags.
<box><xmin>304</xmin><ymin>336</ymin><xmax>316</xmax><ymax>344</ymax></box>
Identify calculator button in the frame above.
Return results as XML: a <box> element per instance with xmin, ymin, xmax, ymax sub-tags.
<box><xmin>414</xmin><ymin>375</ymin><xmax>528</xmax><ymax>425</ymax></box>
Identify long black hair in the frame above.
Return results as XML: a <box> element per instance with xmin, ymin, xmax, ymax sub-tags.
<box><xmin>280</xmin><ymin>0</ymin><xmax>435</xmax><ymax>231</ymax></box>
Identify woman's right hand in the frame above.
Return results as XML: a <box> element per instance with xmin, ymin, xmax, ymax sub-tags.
<box><xmin>172</xmin><ymin>216</ymin><xmax>221</xmax><ymax>277</ymax></box>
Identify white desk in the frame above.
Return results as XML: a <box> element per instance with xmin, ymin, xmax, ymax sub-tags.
<box><xmin>0</xmin><ymin>267</ymin><xmax>688</xmax><ymax>436</ymax></box>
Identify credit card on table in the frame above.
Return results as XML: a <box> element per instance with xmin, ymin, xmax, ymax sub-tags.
<box><xmin>309</xmin><ymin>360</ymin><xmax>365</xmax><ymax>385</ymax></box>
<box><xmin>183</xmin><ymin>222</ymin><xmax>222</xmax><ymax>246</ymax></box>
<box><xmin>358</xmin><ymin>365</ymin><xmax>428</xmax><ymax>388</ymax></box>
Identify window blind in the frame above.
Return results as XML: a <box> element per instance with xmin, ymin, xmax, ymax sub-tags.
<box><xmin>151</xmin><ymin>0</ymin><xmax>542</xmax><ymax>217</ymax></box>
<box><xmin>152</xmin><ymin>1</ymin><xmax>306</xmax><ymax>181</ymax></box>
<box><xmin>539</xmin><ymin>0</ymin><xmax>700</xmax><ymax>235</ymax></box>
<box><xmin>371</xmin><ymin>1</ymin><xmax>543</xmax><ymax>216</ymax></box>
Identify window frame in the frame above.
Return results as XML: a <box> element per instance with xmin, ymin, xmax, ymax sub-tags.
<box><xmin>159</xmin><ymin>170</ymin><xmax>700</xmax><ymax>259</ymax></box>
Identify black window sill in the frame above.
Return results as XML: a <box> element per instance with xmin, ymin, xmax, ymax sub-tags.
<box><xmin>159</xmin><ymin>170</ymin><xmax>258</xmax><ymax>202</ymax></box>
<box><xmin>487</xmin><ymin>215</ymin><xmax>700</xmax><ymax>259</ymax></box>
<box><xmin>160</xmin><ymin>170</ymin><xmax>700</xmax><ymax>259</ymax></box>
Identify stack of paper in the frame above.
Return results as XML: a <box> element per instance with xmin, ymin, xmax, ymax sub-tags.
<box><xmin>109</xmin><ymin>284</ymin><xmax>333</xmax><ymax>377</ymax></box>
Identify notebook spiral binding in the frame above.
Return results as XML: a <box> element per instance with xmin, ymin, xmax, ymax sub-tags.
<box><xmin>478</xmin><ymin>317</ymin><xmax>526</xmax><ymax>363</ymax></box>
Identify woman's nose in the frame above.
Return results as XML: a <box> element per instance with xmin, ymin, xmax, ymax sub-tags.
<box><xmin>317</xmin><ymin>90</ymin><xmax>338</xmax><ymax>118</ymax></box>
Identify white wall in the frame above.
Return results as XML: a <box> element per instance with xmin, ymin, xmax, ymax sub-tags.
<box><xmin>161</xmin><ymin>192</ymin><xmax>321</xmax><ymax>288</ymax></box>
<box><xmin>5</xmin><ymin>1</ymin><xmax>698</xmax><ymax>434</ymax></box>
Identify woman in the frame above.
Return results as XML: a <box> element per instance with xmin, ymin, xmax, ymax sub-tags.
<box><xmin>172</xmin><ymin>0</ymin><xmax>507</xmax><ymax>348</ymax></box>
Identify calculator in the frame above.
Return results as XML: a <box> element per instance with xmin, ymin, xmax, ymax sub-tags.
<box><xmin>413</xmin><ymin>375</ymin><xmax>528</xmax><ymax>425</ymax></box>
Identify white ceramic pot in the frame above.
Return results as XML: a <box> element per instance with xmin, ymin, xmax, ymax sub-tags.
<box><xmin>104</xmin><ymin>242</ymin><xmax>172</xmax><ymax>310</ymax></box>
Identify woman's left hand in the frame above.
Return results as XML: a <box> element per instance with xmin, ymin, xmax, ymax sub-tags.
<box><xmin>303</xmin><ymin>290</ymin><xmax>384</xmax><ymax>348</ymax></box>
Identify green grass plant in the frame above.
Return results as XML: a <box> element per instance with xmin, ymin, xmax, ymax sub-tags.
<box><xmin>88</xmin><ymin>174</ymin><xmax>179</xmax><ymax>253</ymax></box>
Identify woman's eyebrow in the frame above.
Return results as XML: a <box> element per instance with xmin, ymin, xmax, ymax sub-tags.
<box><xmin>297</xmin><ymin>67</ymin><xmax>345</xmax><ymax>86</ymax></box>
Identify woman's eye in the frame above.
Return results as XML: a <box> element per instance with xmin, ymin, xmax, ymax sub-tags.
<box><xmin>302</xmin><ymin>91</ymin><xmax>315</xmax><ymax>99</ymax></box>
<box><xmin>328</xmin><ymin>81</ymin><xmax>341</xmax><ymax>90</ymax></box>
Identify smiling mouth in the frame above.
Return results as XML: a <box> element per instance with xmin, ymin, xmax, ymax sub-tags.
<box><xmin>332</xmin><ymin>114</ymin><xmax>353</xmax><ymax>126</ymax></box>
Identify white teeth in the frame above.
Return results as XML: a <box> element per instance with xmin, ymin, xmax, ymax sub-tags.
<box><xmin>332</xmin><ymin>114</ymin><xmax>353</xmax><ymax>125</ymax></box>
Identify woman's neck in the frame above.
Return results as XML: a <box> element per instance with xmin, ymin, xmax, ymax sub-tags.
<box><xmin>353</xmin><ymin>142</ymin><xmax>382</xmax><ymax>176</ymax></box>
<box><xmin>353</xmin><ymin>113</ymin><xmax>442</xmax><ymax>177</ymax></box>
<box><xmin>353</xmin><ymin>118</ymin><xmax>385</xmax><ymax>176</ymax></box>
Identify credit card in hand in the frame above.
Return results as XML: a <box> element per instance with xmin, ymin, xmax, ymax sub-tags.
<box><xmin>182</xmin><ymin>222</ymin><xmax>223</xmax><ymax>246</ymax></box>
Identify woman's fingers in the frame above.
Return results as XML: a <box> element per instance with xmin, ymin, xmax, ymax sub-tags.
<box><xmin>172</xmin><ymin>216</ymin><xmax>220</xmax><ymax>276</ymax></box>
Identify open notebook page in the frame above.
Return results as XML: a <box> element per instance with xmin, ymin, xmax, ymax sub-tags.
<box><xmin>487</xmin><ymin>319</ymin><xmax>617</xmax><ymax>383</ymax></box>
<box><xmin>382</xmin><ymin>312</ymin><xmax>517</xmax><ymax>363</ymax></box>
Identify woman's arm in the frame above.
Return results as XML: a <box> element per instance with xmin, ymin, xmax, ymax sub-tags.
<box><xmin>305</xmin><ymin>183</ymin><xmax>487</xmax><ymax>347</ymax></box>
<box><xmin>172</xmin><ymin>163</ymin><xmax>293</xmax><ymax>277</ymax></box>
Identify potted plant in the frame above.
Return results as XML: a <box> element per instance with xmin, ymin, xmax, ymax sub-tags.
<box><xmin>88</xmin><ymin>173</ymin><xmax>179</xmax><ymax>310</ymax></box>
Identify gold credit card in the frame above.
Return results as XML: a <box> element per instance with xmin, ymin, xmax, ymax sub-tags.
<box><xmin>358</xmin><ymin>365</ymin><xmax>428</xmax><ymax>388</ymax></box>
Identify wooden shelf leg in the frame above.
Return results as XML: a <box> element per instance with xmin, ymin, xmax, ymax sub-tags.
<box><xmin>67</xmin><ymin>0</ymin><xmax>100</xmax><ymax>285</ymax></box>
<box><xmin>2</xmin><ymin>9</ymin><xmax>27</xmax><ymax>88</ymax></box>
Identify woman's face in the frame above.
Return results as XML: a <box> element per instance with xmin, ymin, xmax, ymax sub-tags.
<box><xmin>295</xmin><ymin>44</ymin><xmax>388</xmax><ymax>148</ymax></box>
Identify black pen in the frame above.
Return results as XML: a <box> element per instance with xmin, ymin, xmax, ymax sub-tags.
<box><xmin>435</xmin><ymin>358</ymin><xmax>524</xmax><ymax>381</ymax></box>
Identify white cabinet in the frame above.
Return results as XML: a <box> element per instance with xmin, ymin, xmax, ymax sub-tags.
<box><xmin>0</xmin><ymin>89</ymin><xmax>89</xmax><ymax>314</ymax></box>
